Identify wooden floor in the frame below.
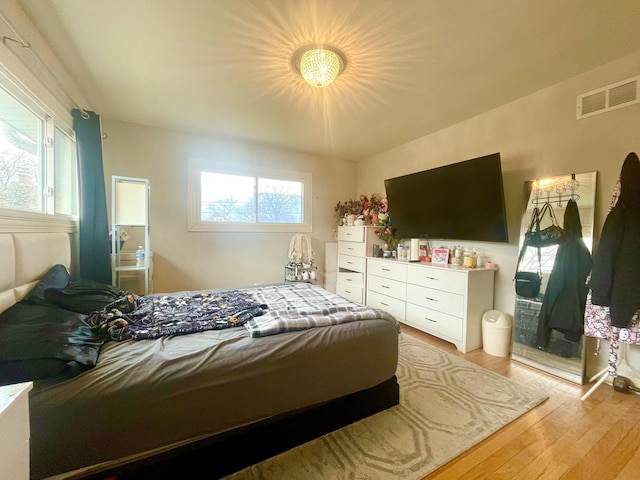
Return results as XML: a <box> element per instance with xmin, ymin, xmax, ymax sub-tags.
<box><xmin>400</xmin><ymin>325</ymin><xmax>640</xmax><ymax>480</ymax></box>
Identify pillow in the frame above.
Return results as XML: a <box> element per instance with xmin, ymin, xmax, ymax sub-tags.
<box><xmin>21</xmin><ymin>264</ymin><xmax>71</xmax><ymax>306</ymax></box>
<box><xmin>43</xmin><ymin>278</ymin><xmax>127</xmax><ymax>314</ymax></box>
<box><xmin>0</xmin><ymin>303</ymin><xmax>104</xmax><ymax>385</ymax></box>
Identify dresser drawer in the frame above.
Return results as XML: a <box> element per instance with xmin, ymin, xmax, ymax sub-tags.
<box><xmin>338</xmin><ymin>254</ymin><xmax>365</xmax><ymax>273</ymax></box>
<box><xmin>407</xmin><ymin>265</ymin><xmax>466</xmax><ymax>295</ymax></box>
<box><xmin>366</xmin><ymin>290</ymin><xmax>406</xmax><ymax>321</ymax></box>
<box><xmin>406</xmin><ymin>283</ymin><xmax>463</xmax><ymax>317</ymax></box>
<box><xmin>367</xmin><ymin>259</ymin><xmax>407</xmax><ymax>282</ymax></box>
<box><xmin>338</xmin><ymin>241</ymin><xmax>366</xmax><ymax>258</ymax></box>
<box><xmin>336</xmin><ymin>282</ymin><xmax>364</xmax><ymax>304</ymax></box>
<box><xmin>367</xmin><ymin>274</ymin><xmax>406</xmax><ymax>300</ymax></box>
<box><xmin>338</xmin><ymin>226</ymin><xmax>365</xmax><ymax>243</ymax></box>
<box><xmin>406</xmin><ymin>303</ymin><xmax>462</xmax><ymax>341</ymax></box>
<box><xmin>337</xmin><ymin>271</ymin><xmax>364</xmax><ymax>288</ymax></box>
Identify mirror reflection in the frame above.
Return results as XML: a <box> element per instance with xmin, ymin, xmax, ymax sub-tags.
<box><xmin>511</xmin><ymin>171</ymin><xmax>597</xmax><ymax>384</ymax></box>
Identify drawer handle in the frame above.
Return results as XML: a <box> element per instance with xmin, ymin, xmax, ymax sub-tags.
<box><xmin>346</xmin><ymin>233</ymin><xmax>352</xmax><ymax>236</ymax></box>
<box><xmin>381</xmin><ymin>284</ymin><xmax>390</xmax><ymax>289</ymax></box>
<box><xmin>382</xmin><ymin>268</ymin><xmax>391</xmax><ymax>272</ymax></box>
<box><xmin>345</xmin><ymin>290</ymin><xmax>352</xmax><ymax>294</ymax></box>
<box><xmin>424</xmin><ymin>296</ymin><xmax>437</xmax><ymax>302</ymax></box>
<box><xmin>346</xmin><ymin>278</ymin><xmax>353</xmax><ymax>282</ymax></box>
<box><xmin>347</xmin><ymin>247</ymin><xmax>355</xmax><ymax>250</ymax></box>
<box><xmin>425</xmin><ymin>276</ymin><xmax>439</xmax><ymax>281</ymax></box>
<box><xmin>424</xmin><ymin>317</ymin><xmax>438</xmax><ymax>323</ymax></box>
<box><xmin>380</xmin><ymin>302</ymin><xmax>389</xmax><ymax>307</ymax></box>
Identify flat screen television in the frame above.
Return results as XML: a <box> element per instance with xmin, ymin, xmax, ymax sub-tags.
<box><xmin>384</xmin><ymin>153</ymin><xmax>509</xmax><ymax>243</ymax></box>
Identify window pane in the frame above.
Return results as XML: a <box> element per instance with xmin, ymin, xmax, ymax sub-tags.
<box><xmin>200</xmin><ymin>172</ymin><xmax>255</xmax><ymax>222</ymax></box>
<box><xmin>257</xmin><ymin>177</ymin><xmax>303</xmax><ymax>223</ymax></box>
<box><xmin>54</xmin><ymin>127</ymin><xmax>78</xmax><ymax>216</ymax></box>
<box><xmin>0</xmin><ymin>87</ymin><xmax>43</xmax><ymax>212</ymax></box>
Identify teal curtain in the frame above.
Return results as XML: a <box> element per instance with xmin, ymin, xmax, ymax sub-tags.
<box><xmin>73</xmin><ymin>109</ymin><xmax>111</xmax><ymax>284</ymax></box>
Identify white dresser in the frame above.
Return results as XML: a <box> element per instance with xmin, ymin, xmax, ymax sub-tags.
<box><xmin>366</xmin><ymin>258</ymin><xmax>408</xmax><ymax>322</ymax></box>
<box><xmin>367</xmin><ymin>258</ymin><xmax>495</xmax><ymax>353</ymax></box>
<box><xmin>0</xmin><ymin>382</ymin><xmax>33</xmax><ymax>480</ymax></box>
<box><xmin>336</xmin><ymin>226</ymin><xmax>378</xmax><ymax>304</ymax></box>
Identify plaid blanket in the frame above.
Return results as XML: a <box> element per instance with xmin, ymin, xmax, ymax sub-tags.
<box><xmin>243</xmin><ymin>282</ymin><xmax>397</xmax><ymax>337</ymax></box>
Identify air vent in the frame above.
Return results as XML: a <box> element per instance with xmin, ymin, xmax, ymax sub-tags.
<box><xmin>577</xmin><ymin>75</ymin><xmax>639</xmax><ymax>119</ymax></box>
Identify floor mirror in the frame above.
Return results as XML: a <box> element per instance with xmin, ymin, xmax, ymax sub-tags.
<box><xmin>511</xmin><ymin>171</ymin><xmax>597</xmax><ymax>384</ymax></box>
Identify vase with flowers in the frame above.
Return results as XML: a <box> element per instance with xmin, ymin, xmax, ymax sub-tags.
<box><xmin>334</xmin><ymin>197</ymin><xmax>365</xmax><ymax>226</ymax></box>
<box><xmin>375</xmin><ymin>225</ymin><xmax>397</xmax><ymax>253</ymax></box>
<box><xmin>362</xmin><ymin>193</ymin><xmax>389</xmax><ymax>226</ymax></box>
<box><xmin>108</xmin><ymin>228</ymin><xmax>129</xmax><ymax>252</ymax></box>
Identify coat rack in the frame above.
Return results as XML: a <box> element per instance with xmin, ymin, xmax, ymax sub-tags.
<box><xmin>582</xmin><ymin>342</ymin><xmax>640</xmax><ymax>400</ymax></box>
<box><xmin>531</xmin><ymin>173</ymin><xmax>581</xmax><ymax>207</ymax></box>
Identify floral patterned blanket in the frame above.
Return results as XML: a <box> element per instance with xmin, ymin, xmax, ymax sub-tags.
<box><xmin>87</xmin><ymin>290</ymin><xmax>266</xmax><ymax>341</ymax></box>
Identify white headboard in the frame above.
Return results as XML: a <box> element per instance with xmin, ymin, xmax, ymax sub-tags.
<box><xmin>0</xmin><ymin>233</ymin><xmax>71</xmax><ymax>314</ymax></box>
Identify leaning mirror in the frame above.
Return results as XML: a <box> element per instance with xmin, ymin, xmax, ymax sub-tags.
<box><xmin>511</xmin><ymin>171</ymin><xmax>597</xmax><ymax>384</ymax></box>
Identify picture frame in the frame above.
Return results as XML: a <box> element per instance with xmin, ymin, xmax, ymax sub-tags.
<box><xmin>431</xmin><ymin>248</ymin><xmax>450</xmax><ymax>265</ymax></box>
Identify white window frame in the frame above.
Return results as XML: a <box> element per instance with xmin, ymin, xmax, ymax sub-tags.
<box><xmin>188</xmin><ymin>158</ymin><xmax>312</xmax><ymax>233</ymax></box>
<box><xmin>0</xmin><ymin>65</ymin><xmax>78</xmax><ymax>224</ymax></box>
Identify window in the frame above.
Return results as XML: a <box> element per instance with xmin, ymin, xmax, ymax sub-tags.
<box><xmin>0</xmin><ymin>77</ymin><xmax>77</xmax><ymax>218</ymax></box>
<box><xmin>0</xmin><ymin>86</ymin><xmax>43</xmax><ymax>212</ymax></box>
<box><xmin>54</xmin><ymin>127</ymin><xmax>78</xmax><ymax>216</ymax></box>
<box><xmin>188</xmin><ymin>160</ymin><xmax>312</xmax><ymax>232</ymax></box>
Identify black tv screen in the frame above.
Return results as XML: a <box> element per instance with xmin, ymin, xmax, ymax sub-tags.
<box><xmin>384</xmin><ymin>153</ymin><xmax>509</xmax><ymax>243</ymax></box>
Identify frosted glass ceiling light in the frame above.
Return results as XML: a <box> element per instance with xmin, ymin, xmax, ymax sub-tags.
<box><xmin>297</xmin><ymin>47</ymin><xmax>345</xmax><ymax>88</ymax></box>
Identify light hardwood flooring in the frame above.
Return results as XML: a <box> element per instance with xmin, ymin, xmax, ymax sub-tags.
<box><xmin>400</xmin><ymin>324</ymin><xmax>640</xmax><ymax>480</ymax></box>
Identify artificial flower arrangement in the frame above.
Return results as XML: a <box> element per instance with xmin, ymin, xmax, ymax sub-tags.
<box><xmin>362</xmin><ymin>193</ymin><xmax>389</xmax><ymax>226</ymax></box>
<box><xmin>375</xmin><ymin>224</ymin><xmax>398</xmax><ymax>250</ymax></box>
<box><xmin>334</xmin><ymin>193</ymin><xmax>391</xmax><ymax>226</ymax></box>
<box><xmin>334</xmin><ymin>197</ymin><xmax>366</xmax><ymax>224</ymax></box>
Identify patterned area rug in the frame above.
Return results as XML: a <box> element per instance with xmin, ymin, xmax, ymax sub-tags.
<box><xmin>226</xmin><ymin>334</ymin><xmax>548</xmax><ymax>479</ymax></box>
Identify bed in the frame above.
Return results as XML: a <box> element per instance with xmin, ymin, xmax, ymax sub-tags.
<box><xmin>0</xmin><ymin>232</ymin><xmax>400</xmax><ymax>479</ymax></box>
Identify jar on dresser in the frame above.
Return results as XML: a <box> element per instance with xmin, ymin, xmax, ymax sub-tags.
<box><xmin>335</xmin><ymin>225</ymin><xmax>378</xmax><ymax>304</ymax></box>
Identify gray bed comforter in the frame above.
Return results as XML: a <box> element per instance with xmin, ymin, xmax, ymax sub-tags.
<box><xmin>29</xmin><ymin>283</ymin><xmax>399</xmax><ymax>479</ymax></box>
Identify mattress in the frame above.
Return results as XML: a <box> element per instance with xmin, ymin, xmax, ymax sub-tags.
<box><xmin>29</xmin><ymin>285</ymin><xmax>398</xmax><ymax>478</ymax></box>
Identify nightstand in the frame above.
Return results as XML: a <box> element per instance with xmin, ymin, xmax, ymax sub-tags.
<box><xmin>0</xmin><ymin>382</ymin><xmax>33</xmax><ymax>479</ymax></box>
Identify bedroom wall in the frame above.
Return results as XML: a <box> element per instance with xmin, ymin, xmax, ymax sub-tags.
<box><xmin>356</xmin><ymin>50</ymin><xmax>640</xmax><ymax>380</ymax></box>
<box><xmin>101</xmin><ymin>120</ymin><xmax>355</xmax><ymax>293</ymax></box>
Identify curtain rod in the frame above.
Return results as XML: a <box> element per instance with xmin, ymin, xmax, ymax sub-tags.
<box><xmin>0</xmin><ymin>9</ymin><xmax>90</xmax><ymax>119</ymax></box>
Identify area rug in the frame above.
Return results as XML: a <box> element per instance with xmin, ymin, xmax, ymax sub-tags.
<box><xmin>225</xmin><ymin>334</ymin><xmax>548</xmax><ymax>480</ymax></box>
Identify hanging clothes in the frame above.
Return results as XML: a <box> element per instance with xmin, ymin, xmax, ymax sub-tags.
<box><xmin>584</xmin><ymin>152</ymin><xmax>640</xmax><ymax>378</ymax></box>
<box><xmin>536</xmin><ymin>199</ymin><xmax>592</xmax><ymax>346</ymax></box>
<box><xmin>590</xmin><ymin>152</ymin><xmax>640</xmax><ymax>328</ymax></box>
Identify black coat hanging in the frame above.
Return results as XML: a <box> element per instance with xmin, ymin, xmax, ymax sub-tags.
<box><xmin>537</xmin><ymin>198</ymin><xmax>592</xmax><ymax>345</ymax></box>
<box><xmin>590</xmin><ymin>152</ymin><xmax>640</xmax><ymax>328</ymax></box>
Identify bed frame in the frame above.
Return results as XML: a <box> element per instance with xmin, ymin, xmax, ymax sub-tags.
<box><xmin>83</xmin><ymin>376</ymin><xmax>399</xmax><ymax>479</ymax></box>
<box><xmin>1</xmin><ymin>231</ymin><xmax>399</xmax><ymax>479</ymax></box>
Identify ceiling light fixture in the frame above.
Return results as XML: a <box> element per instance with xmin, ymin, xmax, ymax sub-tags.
<box><xmin>293</xmin><ymin>46</ymin><xmax>346</xmax><ymax>88</ymax></box>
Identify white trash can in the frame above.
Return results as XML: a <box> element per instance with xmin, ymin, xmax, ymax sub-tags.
<box><xmin>482</xmin><ymin>310</ymin><xmax>512</xmax><ymax>357</ymax></box>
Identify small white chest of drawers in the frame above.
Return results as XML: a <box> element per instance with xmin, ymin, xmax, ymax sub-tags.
<box><xmin>367</xmin><ymin>258</ymin><xmax>495</xmax><ymax>353</ymax></box>
<box><xmin>366</xmin><ymin>259</ymin><xmax>408</xmax><ymax>322</ymax></box>
<box><xmin>0</xmin><ymin>382</ymin><xmax>33</xmax><ymax>479</ymax></box>
<box><xmin>335</xmin><ymin>226</ymin><xmax>378</xmax><ymax>304</ymax></box>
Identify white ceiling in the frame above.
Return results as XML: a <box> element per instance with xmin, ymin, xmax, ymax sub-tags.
<box><xmin>15</xmin><ymin>0</ymin><xmax>640</xmax><ymax>161</ymax></box>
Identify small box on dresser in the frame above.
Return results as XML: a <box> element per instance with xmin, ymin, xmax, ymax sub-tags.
<box><xmin>366</xmin><ymin>258</ymin><xmax>495</xmax><ymax>353</ymax></box>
